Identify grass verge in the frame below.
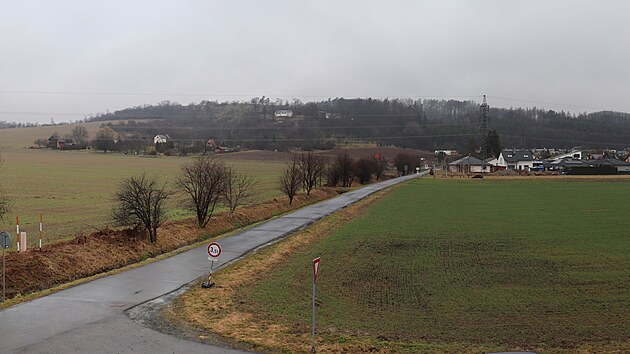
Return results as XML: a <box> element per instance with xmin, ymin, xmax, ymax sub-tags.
<box><xmin>1</xmin><ymin>188</ymin><xmax>338</xmax><ymax>307</ymax></box>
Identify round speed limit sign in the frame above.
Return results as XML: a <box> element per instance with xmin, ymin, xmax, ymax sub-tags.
<box><xmin>207</xmin><ymin>242</ymin><xmax>222</xmax><ymax>259</ymax></box>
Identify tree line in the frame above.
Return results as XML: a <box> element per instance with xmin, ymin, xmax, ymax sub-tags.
<box><xmin>112</xmin><ymin>156</ymin><xmax>256</xmax><ymax>243</ymax></box>
<box><xmin>81</xmin><ymin>98</ymin><xmax>630</xmax><ymax>152</ymax></box>
<box><xmin>113</xmin><ymin>151</ymin><xmax>418</xmax><ymax>243</ymax></box>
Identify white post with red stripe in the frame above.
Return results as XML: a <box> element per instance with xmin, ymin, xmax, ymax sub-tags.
<box><xmin>311</xmin><ymin>257</ymin><xmax>321</xmax><ymax>353</ymax></box>
<box><xmin>16</xmin><ymin>216</ymin><xmax>20</xmax><ymax>252</ymax></box>
<box><xmin>39</xmin><ymin>214</ymin><xmax>43</xmax><ymax>250</ymax></box>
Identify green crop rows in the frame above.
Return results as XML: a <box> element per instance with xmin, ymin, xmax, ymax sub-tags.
<box><xmin>247</xmin><ymin>178</ymin><xmax>630</xmax><ymax>352</ymax></box>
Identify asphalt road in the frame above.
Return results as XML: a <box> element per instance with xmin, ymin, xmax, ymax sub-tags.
<box><xmin>0</xmin><ymin>173</ymin><xmax>422</xmax><ymax>353</ymax></box>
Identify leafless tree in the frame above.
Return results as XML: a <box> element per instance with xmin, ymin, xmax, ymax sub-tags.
<box><xmin>177</xmin><ymin>156</ymin><xmax>227</xmax><ymax>227</ymax></box>
<box><xmin>278</xmin><ymin>155</ymin><xmax>302</xmax><ymax>204</ymax></box>
<box><xmin>223</xmin><ymin>167</ymin><xmax>257</xmax><ymax>214</ymax></box>
<box><xmin>94</xmin><ymin>126</ymin><xmax>116</xmax><ymax>152</ymax></box>
<box><xmin>298</xmin><ymin>151</ymin><xmax>326</xmax><ymax>195</ymax></box>
<box><xmin>374</xmin><ymin>157</ymin><xmax>388</xmax><ymax>180</ymax></box>
<box><xmin>0</xmin><ymin>193</ymin><xmax>9</xmax><ymax>221</ymax></box>
<box><xmin>354</xmin><ymin>157</ymin><xmax>376</xmax><ymax>184</ymax></box>
<box><xmin>33</xmin><ymin>138</ymin><xmax>48</xmax><ymax>148</ymax></box>
<box><xmin>332</xmin><ymin>151</ymin><xmax>355</xmax><ymax>187</ymax></box>
<box><xmin>112</xmin><ymin>173</ymin><xmax>171</xmax><ymax>243</ymax></box>
<box><xmin>71</xmin><ymin>125</ymin><xmax>89</xmax><ymax>146</ymax></box>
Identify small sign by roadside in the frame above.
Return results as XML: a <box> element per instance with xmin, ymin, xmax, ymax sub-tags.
<box><xmin>207</xmin><ymin>242</ymin><xmax>221</xmax><ymax>260</ymax></box>
<box><xmin>203</xmin><ymin>242</ymin><xmax>222</xmax><ymax>289</ymax></box>
<box><xmin>0</xmin><ymin>232</ymin><xmax>10</xmax><ymax>249</ymax></box>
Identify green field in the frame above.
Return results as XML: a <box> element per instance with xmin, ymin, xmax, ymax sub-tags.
<box><xmin>246</xmin><ymin>178</ymin><xmax>630</xmax><ymax>352</ymax></box>
<box><xmin>0</xmin><ymin>125</ymin><xmax>285</xmax><ymax>244</ymax></box>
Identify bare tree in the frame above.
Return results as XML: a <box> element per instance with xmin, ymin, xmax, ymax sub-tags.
<box><xmin>354</xmin><ymin>157</ymin><xmax>376</xmax><ymax>184</ymax></box>
<box><xmin>223</xmin><ymin>167</ymin><xmax>257</xmax><ymax>214</ymax></box>
<box><xmin>71</xmin><ymin>125</ymin><xmax>89</xmax><ymax>146</ymax></box>
<box><xmin>0</xmin><ymin>193</ymin><xmax>9</xmax><ymax>221</ymax></box>
<box><xmin>298</xmin><ymin>151</ymin><xmax>325</xmax><ymax>195</ymax></box>
<box><xmin>177</xmin><ymin>156</ymin><xmax>227</xmax><ymax>227</ymax></box>
<box><xmin>374</xmin><ymin>157</ymin><xmax>388</xmax><ymax>180</ymax></box>
<box><xmin>94</xmin><ymin>126</ymin><xmax>116</xmax><ymax>152</ymax></box>
<box><xmin>33</xmin><ymin>138</ymin><xmax>48</xmax><ymax>148</ymax></box>
<box><xmin>278</xmin><ymin>155</ymin><xmax>302</xmax><ymax>204</ymax></box>
<box><xmin>112</xmin><ymin>173</ymin><xmax>171</xmax><ymax>243</ymax></box>
<box><xmin>332</xmin><ymin>151</ymin><xmax>355</xmax><ymax>187</ymax></box>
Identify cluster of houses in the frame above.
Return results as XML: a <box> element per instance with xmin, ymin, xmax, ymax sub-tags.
<box><xmin>448</xmin><ymin>149</ymin><xmax>630</xmax><ymax>175</ymax></box>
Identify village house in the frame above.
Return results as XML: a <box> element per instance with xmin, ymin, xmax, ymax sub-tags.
<box><xmin>448</xmin><ymin>156</ymin><xmax>491</xmax><ymax>174</ymax></box>
<box><xmin>274</xmin><ymin>109</ymin><xmax>294</xmax><ymax>118</ymax></box>
<box><xmin>497</xmin><ymin>149</ymin><xmax>534</xmax><ymax>171</ymax></box>
<box><xmin>153</xmin><ymin>134</ymin><xmax>170</xmax><ymax>144</ymax></box>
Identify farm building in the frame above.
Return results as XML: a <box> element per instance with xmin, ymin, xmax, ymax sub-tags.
<box><xmin>274</xmin><ymin>110</ymin><xmax>294</xmax><ymax>118</ymax></box>
<box><xmin>497</xmin><ymin>149</ymin><xmax>534</xmax><ymax>171</ymax></box>
<box><xmin>435</xmin><ymin>149</ymin><xmax>458</xmax><ymax>156</ymax></box>
<box><xmin>154</xmin><ymin>134</ymin><xmax>170</xmax><ymax>144</ymax></box>
<box><xmin>448</xmin><ymin>156</ymin><xmax>489</xmax><ymax>174</ymax></box>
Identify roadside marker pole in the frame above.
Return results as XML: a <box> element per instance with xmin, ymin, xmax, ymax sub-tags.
<box><xmin>39</xmin><ymin>214</ymin><xmax>43</xmax><ymax>251</ymax></box>
<box><xmin>2</xmin><ymin>244</ymin><xmax>5</xmax><ymax>302</ymax></box>
<box><xmin>312</xmin><ymin>257</ymin><xmax>321</xmax><ymax>353</ymax></box>
<box><xmin>16</xmin><ymin>216</ymin><xmax>19</xmax><ymax>252</ymax></box>
<box><xmin>1</xmin><ymin>231</ymin><xmax>9</xmax><ymax>302</ymax></box>
<box><xmin>203</xmin><ymin>242</ymin><xmax>221</xmax><ymax>288</ymax></box>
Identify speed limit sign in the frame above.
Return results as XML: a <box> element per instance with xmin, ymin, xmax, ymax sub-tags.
<box><xmin>207</xmin><ymin>242</ymin><xmax>221</xmax><ymax>260</ymax></box>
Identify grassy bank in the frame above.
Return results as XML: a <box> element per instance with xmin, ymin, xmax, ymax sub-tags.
<box><xmin>170</xmin><ymin>177</ymin><xmax>630</xmax><ymax>353</ymax></box>
<box><xmin>2</xmin><ymin>188</ymin><xmax>337</xmax><ymax>302</ymax></box>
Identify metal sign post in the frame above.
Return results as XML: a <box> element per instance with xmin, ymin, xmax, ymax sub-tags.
<box><xmin>203</xmin><ymin>242</ymin><xmax>221</xmax><ymax>288</ymax></box>
<box><xmin>312</xmin><ymin>257</ymin><xmax>320</xmax><ymax>353</ymax></box>
<box><xmin>1</xmin><ymin>231</ymin><xmax>11</xmax><ymax>302</ymax></box>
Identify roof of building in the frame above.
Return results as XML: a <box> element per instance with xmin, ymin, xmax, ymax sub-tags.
<box><xmin>449</xmin><ymin>156</ymin><xmax>483</xmax><ymax>165</ymax></box>
<box><xmin>154</xmin><ymin>134</ymin><xmax>169</xmax><ymax>139</ymax></box>
<box><xmin>585</xmin><ymin>158</ymin><xmax>630</xmax><ymax>166</ymax></box>
<box><xmin>501</xmin><ymin>149</ymin><xmax>533</xmax><ymax>162</ymax></box>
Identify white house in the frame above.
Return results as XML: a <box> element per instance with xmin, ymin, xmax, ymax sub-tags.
<box><xmin>552</xmin><ymin>150</ymin><xmax>582</xmax><ymax>160</ymax></box>
<box><xmin>274</xmin><ymin>110</ymin><xmax>294</xmax><ymax>118</ymax></box>
<box><xmin>497</xmin><ymin>149</ymin><xmax>534</xmax><ymax>171</ymax></box>
<box><xmin>448</xmin><ymin>156</ymin><xmax>488</xmax><ymax>173</ymax></box>
<box><xmin>435</xmin><ymin>149</ymin><xmax>458</xmax><ymax>156</ymax></box>
<box><xmin>154</xmin><ymin>134</ymin><xmax>169</xmax><ymax>144</ymax></box>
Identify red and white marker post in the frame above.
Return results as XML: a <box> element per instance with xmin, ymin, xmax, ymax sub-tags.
<box><xmin>15</xmin><ymin>216</ymin><xmax>19</xmax><ymax>252</ymax></box>
<box><xmin>39</xmin><ymin>214</ymin><xmax>43</xmax><ymax>251</ymax></box>
<box><xmin>203</xmin><ymin>242</ymin><xmax>222</xmax><ymax>288</ymax></box>
<box><xmin>311</xmin><ymin>257</ymin><xmax>321</xmax><ymax>353</ymax></box>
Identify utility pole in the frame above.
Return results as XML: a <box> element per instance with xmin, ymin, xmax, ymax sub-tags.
<box><xmin>480</xmin><ymin>95</ymin><xmax>489</xmax><ymax>172</ymax></box>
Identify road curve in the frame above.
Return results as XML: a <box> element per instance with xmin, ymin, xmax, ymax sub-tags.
<box><xmin>0</xmin><ymin>173</ymin><xmax>423</xmax><ymax>353</ymax></box>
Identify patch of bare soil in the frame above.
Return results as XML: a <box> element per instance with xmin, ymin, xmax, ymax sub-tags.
<box><xmin>3</xmin><ymin>188</ymin><xmax>337</xmax><ymax>300</ymax></box>
<box><xmin>215</xmin><ymin>150</ymin><xmax>291</xmax><ymax>161</ymax></box>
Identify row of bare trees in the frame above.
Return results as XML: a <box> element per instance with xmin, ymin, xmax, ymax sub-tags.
<box><xmin>278</xmin><ymin>151</ymin><xmax>390</xmax><ymax>204</ymax></box>
<box><xmin>112</xmin><ymin>156</ymin><xmax>256</xmax><ymax>243</ymax></box>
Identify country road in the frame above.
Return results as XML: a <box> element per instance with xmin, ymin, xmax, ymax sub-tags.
<box><xmin>0</xmin><ymin>173</ymin><xmax>423</xmax><ymax>353</ymax></box>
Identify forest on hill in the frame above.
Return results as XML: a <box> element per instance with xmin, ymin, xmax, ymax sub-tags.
<box><xmin>86</xmin><ymin>98</ymin><xmax>630</xmax><ymax>152</ymax></box>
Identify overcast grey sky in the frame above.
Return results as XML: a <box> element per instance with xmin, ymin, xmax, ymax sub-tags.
<box><xmin>1</xmin><ymin>0</ymin><xmax>629</xmax><ymax>123</ymax></box>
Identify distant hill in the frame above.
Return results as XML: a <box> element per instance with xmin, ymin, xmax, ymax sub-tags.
<box><xmin>86</xmin><ymin>98</ymin><xmax>630</xmax><ymax>152</ymax></box>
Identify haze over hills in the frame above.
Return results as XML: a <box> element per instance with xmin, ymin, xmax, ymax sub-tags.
<box><xmin>73</xmin><ymin>98</ymin><xmax>630</xmax><ymax>152</ymax></box>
